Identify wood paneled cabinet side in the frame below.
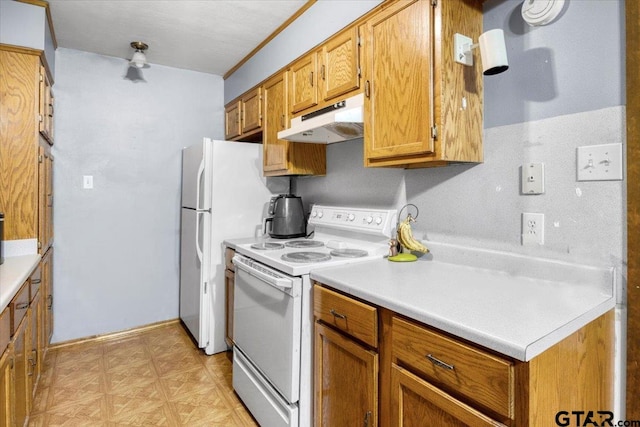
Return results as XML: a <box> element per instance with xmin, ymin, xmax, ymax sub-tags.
<box><xmin>38</xmin><ymin>144</ymin><xmax>54</xmax><ymax>255</ymax></box>
<box><xmin>262</xmin><ymin>72</ymin><xmax>326</xmax><ymax>177</ymax></box>
<box><xmin>224</xmin><ymin>247</ymin><xmax>235</xmax><ymax>347</ymax></box>
<box><xmin>362</xmin><ymin>0</ymin><xmax>483</xmax><ymax>168</ymax></box>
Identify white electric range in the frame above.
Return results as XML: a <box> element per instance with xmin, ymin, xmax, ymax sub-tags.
<box><xmin>230</xmin><ymin>205</ymin><xmax>397</xmax><ymax>427</ymax></box>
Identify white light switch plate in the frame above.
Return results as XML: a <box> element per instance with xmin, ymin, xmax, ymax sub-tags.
<box><xmin>521</xmin><ymin>163</ymin><xmax>545</xmax><ymax>194</ymax></box>
<box><xmin>577</xmin><ymin>143</ymin><xmax>623</xmax><ymax>181</ymax></box>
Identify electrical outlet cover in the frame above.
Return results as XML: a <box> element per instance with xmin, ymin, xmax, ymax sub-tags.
<box><xmin>522</xmin><ymin>212</ymin><xmax>544</xmax><ymax>245</ymax></box>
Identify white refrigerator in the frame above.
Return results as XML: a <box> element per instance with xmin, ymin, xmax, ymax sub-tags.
<box><xmin>180</xmin><ymin>138</ymin><xmax>287</xmax><ymax>355</ymax></box>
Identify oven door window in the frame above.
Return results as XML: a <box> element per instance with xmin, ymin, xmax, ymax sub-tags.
<box><xmin>234</xmin><ymin>263</ymin><xmax>302</xmax><ymax>403</ymax></box>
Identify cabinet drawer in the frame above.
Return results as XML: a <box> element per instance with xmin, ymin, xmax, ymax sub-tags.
<box><xmin>225</xmin><ymin>247</ymin><xmax>235</xmax><ymax>271</ymax></box>
<box><xmin>10</xmin><ymin>282</ymin><xmax>30</xmax><ymax>336</ymax></box>
<box><xmin>392</xmin><ymin>316</ymin><xmax>514</xmax><ymax>420</ymax></box>
<box><xmin>313</xmin><ymin>285</ymin><xmax>377</xmax><ymax>348</ymax></box>
<box><xmin>0</xmin><ymin>308</ymin><xmax>9</xmax><ymax>355</ymax></box>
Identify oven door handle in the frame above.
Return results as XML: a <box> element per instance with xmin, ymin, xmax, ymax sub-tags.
<box><xmin>233</xmin><ymin>258</ymin><xmax>293</xmax><ymax>289</ymax></box>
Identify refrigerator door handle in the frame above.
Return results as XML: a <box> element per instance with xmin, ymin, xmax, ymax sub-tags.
<box><xmin>195</xmin><ymin>211</ymin><xmax>204</xmax><ymax>263</ymax></box>
<box><xmin>196</xmin><ymin>155</ymin><xmax>205</xmax><ymax>211</ymax></box>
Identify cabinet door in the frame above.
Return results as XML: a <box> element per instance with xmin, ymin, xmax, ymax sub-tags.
<box><xmin>42</xmin><ymin>249</ymin><xmax>54</xmax><ymax>345</ymax></box>
<box><xmin>225</xmin><ymin>268</ymin><xmax>234</xmax><ymax>347</ymax></box>
<box><xmin>13</xmin><ymin>319</ymin><xmax>28</xmax><ymax>427</ymax></box>
<box><xmin>0</xmin><ymin>347</ymin><xmax>15</xmax><ymax>427</ymax></box>
<box><xmin>391</xmin><ymin>365</ymin><xmax>505</xmax><ymax>427</ymax></box>
<box><xmin>363</xmin><ymin>0</ymin><xmax>435</xmax><ymax>164</ymax></box>
<box><xmin>38</xmin><ymin>145</ymin><xmax>53</xmax><ymax>254</ymax></box>
<box><xmin>225</xmin><ymin>101</ymin><xmax>241</xmax><ymax>140</ymax></box>
<box><xmin>320</xmin><ymin>26</ymin><xmax>360</xmax><ymax>102</ymax></box>
<box><xmin>263</xmin><ymin>72</ymin><xmax>289</xmax><ymax>173</ymax></box>
<box><xmin>38</xmin><ymin>64</ymin><xmax>54</xmax><ymax>144</ymax></box>
<box><xmin>241</xmin><ymin>87</ymin><xmax>262</xmax><ymax>134</ymax></box>
<box><xmin>315</xmin><ymin>322</ymin><xmax>378</xmax><ymax>427</ymax></box>
<box><xmin>288</xmin><ymin>52</ymin><xmax>318</xmax><ymax>114</ymax></box>
<box><xmin>28</xmin><ymin>291</ymin><xmax>42</xmax><ymax>400</ymax></box>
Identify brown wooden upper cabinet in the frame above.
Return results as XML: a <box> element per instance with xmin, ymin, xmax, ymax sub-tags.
<box><xmin>225</xmin><ymin>86</ymin><xmax>263</xmax><ymax>141</ymax></box>
<box><xmin>288</xmin><ymin>51</ymin><xmax>319</xmax><ymax>115</ymax></box>
<box><xmin>318</xmin><ymin>26</ymin><xmax>361</xmax><ymax>103</ymax></box>
<box><xmin>263</xmin><ymin>72</ymin><xmax>326</xmax><ymax>177</ymax></box>
<box><xmin>288</xmin><ymin>26</ymin><xmax>361</xmax><ymax>116</ymax></box>
<box><xmin>38</xmin><ymin>64</ymin><xmax>54</xmax><ymax>144</ymax></box>
<box><xmin>225</xmin><ymin>100</ymin><xmax>241</xmax><ymax>140</ymax></box>
<box><xmin>362</xmin><ymin>0</ymin><xmax>483</xmax><ymax>168</ymax></box>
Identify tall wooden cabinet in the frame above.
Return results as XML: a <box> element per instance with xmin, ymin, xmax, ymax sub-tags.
<box><xmin>362</xmin><ymin>0</ymin><xmax>483</xmax><ymax>168</ymax></box>
<box><xmin>0</xmin><ymin>45</ymin><xmax>54</xmax><ymax>254</ymax></box>
<box><xmin>262</xmin><ymin>72</ymin><xmax>326</xmax><ymax>177</ymax></box>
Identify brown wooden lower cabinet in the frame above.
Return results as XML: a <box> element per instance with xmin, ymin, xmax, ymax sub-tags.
<box><xmin>13</xmin><ymin>316</ymin><xmax>28</xmax><ymax>427</ymax></box>
<box><xmin>0</xmin><ymin>346</ymin><xmax>15</xmax><ymax>427</ymax></box>
<box><xmin>391</xmin><ymin>364</ymin><xmax>505</xmax><ymax>427</ymax></box>
<box><xmin>313</xmin><ymin>283</ymin><xmax>614</xmax><ymax>427</ymax></box>
<box><xmin>314</xmin><ymin>322</ymin><xmax>378</xmax><ymax>427</ymax></box>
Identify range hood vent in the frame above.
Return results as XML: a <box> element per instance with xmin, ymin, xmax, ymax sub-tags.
<box><xmin>277</xmin><ymin>93</ymin><xmax>364</xmax><ymax>144</ymax></box>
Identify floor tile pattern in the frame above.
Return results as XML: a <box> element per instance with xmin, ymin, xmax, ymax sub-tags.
<box><xmin>28</xmin><ymin>322</ymin><xmax>258</xmax><ymax>426</ymax></box>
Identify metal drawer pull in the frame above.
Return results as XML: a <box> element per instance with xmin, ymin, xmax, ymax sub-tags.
<box><xmin>426</xmin><ymin>354</ymin><xmax>455</xmax><ymax>371</ymax></box>
<box><xmin>330</xmin><ymin>309</ymin><xmax>347</xmax><ymax>320</ymax></box>
<box><xmin>31</xmin><ymin>279</ymin><xmax>42</xmax><ymax>284</ymax></box>
<box><xmin>16</xmin><ymin>302</ymin><xmax>29</xmax><ymax>310</ymax></box>
<box><xmin>364</xmin><ymin>411</ymin><xmax>371</xmax><ymax>427</ymax></box>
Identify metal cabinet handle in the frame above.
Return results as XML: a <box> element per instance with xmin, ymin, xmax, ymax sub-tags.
<box><xmin>321</xmin><ymin>64</ymin><xmax>326</xmax><ymax>80</ymax></box>
<box><xmin>281</xmin><ymin>114</ymin><xmax>285</xmax><ymax>128</ymax></box>
<box><xmin>31</xmin><ymin>349</ymin><xmax>37</xmax><ymax>366</ymax></box>
<box><xmin>426</xmin><ymin>354</ymin><xmax>455</xmax><ymax>371</ymax></box>
<box><xmin>330</xmin><ymin>309</ymin><xmax>347</xmax><ymax>320</ymax></box>
<box><xmin>310</xmin><ymin>71</ymin><xmax>314</xmax><ymax>87</ymax></box>
<box><xmin>31</xmin><ymin>279</ymin><xmax>42</xmax><ymax>285</ymax></box>
<box><xmin>47</xmin><ymin>295</ymin><xmax>53</xmax><ymax>309</ymax></box>
<box><xmin>16</xmin><ymin>302</ymin><xmax>29</xmax><ymax>310</ymax></box>
<box><xmin>364</xmin><ymin>411</ymin><xmax>371</xmax><ymax>427</ymax></box>
<box><xmin>365</xmin><ymin>80</ymin><xmax>371</xmax><ymax>98</ymax></box>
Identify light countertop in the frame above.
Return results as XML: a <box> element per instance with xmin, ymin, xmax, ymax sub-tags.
<box><xmin>0</xmin><ymin>255</ymin><xmax>41</xmax><ymax>313</ymax></box>
<box><xmin>310</xmin><ymin>242</ymin><xmax>615</xmax><ymax>362</ymax></box>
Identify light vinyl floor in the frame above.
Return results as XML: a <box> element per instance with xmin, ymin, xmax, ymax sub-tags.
<box><xmin>28</xmin><ymin>322</ymin><xmax>258</xmax><ymax>426</ymax></box>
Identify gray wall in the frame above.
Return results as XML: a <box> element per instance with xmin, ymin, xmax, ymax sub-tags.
<box><xmin>52</xmin><ymin>48</ymin><xmax>224</xmax><ymax>343</ymax></box>
<box><xmin>224</xmin><ymin>0</ymin><xmax>382</xmax><ymax>103</ymax></box>
<box><xmin>0</xmin><ymin>0</ymin><xmax>56</xmax><ymax>76</ymax></box>
<box><xmin>295</xmin><ymin>0</ymin><xmax>626</xmax><ymax>297</ymax></box>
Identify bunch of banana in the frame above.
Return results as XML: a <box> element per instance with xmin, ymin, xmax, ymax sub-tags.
<box><xmin>397</xmin><ymin>215</ymin><xmax>429</xmax><ymax>254</ymax></box>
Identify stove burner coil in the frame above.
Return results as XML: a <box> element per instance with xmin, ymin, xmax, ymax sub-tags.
<box><xmin>329</xmin><ymin>248</ymin><xmax>368</xmax><ymax>258</ymax></box>
<box><xmin>281</xmin><ymin>251</ymin><xmax>331</xmax><ymax>263</ymax></box>
<box><xmin>285</xmin><ymin>240</ymin><xmax>324</xmax><ymax>248</ymax></box>
<box><xmin>250</xmin><ymin>242</ymin><xmax>285</xmax><ymax>250</ymax></box>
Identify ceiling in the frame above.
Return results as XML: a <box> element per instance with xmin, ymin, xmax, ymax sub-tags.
<box><xmin>47</xmin><ymin>0</ymin><xmax>308</xmax><ymax>76</ymax></box>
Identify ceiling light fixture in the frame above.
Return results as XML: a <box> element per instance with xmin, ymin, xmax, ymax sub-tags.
<box><xmin>454</xmin><ymin>29</ymin><xmax>509</xmax><ymax>76</ymax></box>
<box><xmin>129</xmin><ymin>41</ymin><xmax>149</xmax><ymax>68</ymax></box>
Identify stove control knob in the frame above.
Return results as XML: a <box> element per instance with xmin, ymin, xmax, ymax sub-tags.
<box><xmin>347</xmin><ymin>213</ymin><xmax>355</xmax><ymax>222</ymax></box>
<box><xmin>311</xmin><ymin>210</ymin><xmax>317</xmax><ymax>218</ymax></box>
<box><xmin>318</xmin><ymin>210</ymin><xmax>324</xmax><ymax>218</ymax></box>
<box><xmin>365</xmin><ymin>215</ymin><xmax>373</xmax><ymax>224</ymax></box>
<box><xmin>375</xmin><ymin>217</ymin><xmax>383</xmax><ymax>225</ymax></box>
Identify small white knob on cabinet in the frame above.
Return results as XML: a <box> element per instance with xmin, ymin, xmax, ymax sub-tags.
<box><xmin>365</xmin><ymin>215</ymin><xmax>373</xmax><ymax>224</ymax></box>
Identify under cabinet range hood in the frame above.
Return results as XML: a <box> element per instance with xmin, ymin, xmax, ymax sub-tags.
<box><xmin>278</xmin><ymin>93</ymin><xmax>364</xmax><ymax>143</ymax></box>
